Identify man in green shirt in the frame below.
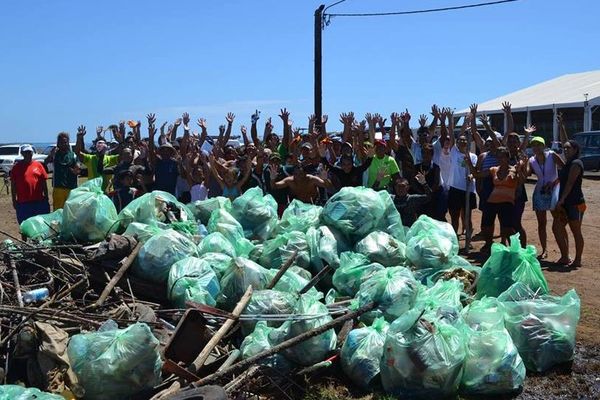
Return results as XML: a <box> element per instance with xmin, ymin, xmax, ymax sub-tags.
<box><xmin>368</xmin><ymin>139</ymin><xmax>400</xmax><ymax>189</ymax></box>
<box><xmin>75</xmin><ymin>125</ymin><xmax>119</xmax><ymax>191</ymax></box>
<box><xmin>44</xmin><ymin>132</ymin><xmax>79</xmax><ymax>210</ymax></box>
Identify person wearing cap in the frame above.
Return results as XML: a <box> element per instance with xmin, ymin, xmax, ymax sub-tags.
<box><xmin>527</xmin><ymin>135</ymin><xmax>564</xmax><ymax>260</ymax></box>
<box><xmin>11</xmin><ymin>145</ymin><xmax>50</xmax><ymax>223</ymax></box>
<box><xmin>367</xmin><ymin>138</ymin><xmax>400</xmax><ymax>190</ymax></box>
<box><xmin>147</xmin><ymin>118</ymin><xmax>180</xmax><ymax>195</ymax></box>
<box><xmin>109</xmin><ymin>169</ymin><xmax>138</xmax><ymax>212</ymax></box>
<box><xmin>44</xmin><ymin>132</ymin><xmax>79</xmax><ymax>209</ymax></box>
<box><xmin>75</xmin><ymin>125</ymin><xmax>119</xmax><ymax>191</ymax></box>
<box><xmin>317</xmin><ymin>140</ymin><xmax>374</xmax><ymax>191</ymax></box>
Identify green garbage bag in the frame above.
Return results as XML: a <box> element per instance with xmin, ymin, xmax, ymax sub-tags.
<box><xmin>277</xmin><ymin>200</ymin><xmax>322</xmax><ymax>235</ymax></box>
<box><xmin>259</xmin><ymin>231</ymin><xmax>311</xmax><ymax>270</ymax></box>
<box><xmin>189</xmin><ymin>196</ymin><xmax>232</xmax><ymax>225</ymax></box>
<box><xmin>460</xmin><ymin>326</ymin><xmax>525</xmax><ymax>395</ymax></box>
<box><xmin>406</xmin><ymin>215</ymin><xmax>458</xmax><ymax>253</ymax></box>
<box><xmin>355</xmin><ymin>231</ymin><xmax>406</xmax><ymax>267</ymax></box>
<box><xmin>0</xmin><ymin>385</ymin><xmax>64</xmax><ymax>400</ymax></box>
<box><xmin>378</xmin><ymin>189</ymin><xmax>405</xmax><ymax>243</ymax></box>
<box><xmin>241</xmin><ymin>289</ymin><xmax>298</xmax><ymax>335</ymax></box>
<box><xmin>67</xmin><ymin>322</ymin><xmax>162</xmax><ymax>400</ymax></box>
<box><xmin>322</xmin><ymin>187</ymin><xmax>387</xmax><ymax>243</ymax></box>
<box><xmin>240</xmin><ymin>321</ymin><xmax>291</xmax><ymax>371</ymax></box>
<box><xmin>462</xmin><ymin>297</ymin><xmax>505</xmax><ymax>331</ymax></box>
<box><xmin>380</xmin><ymin>309</ymin><xmax>467</xmax><ymax>398</ymax></box>
<box><xmin>167</xmin><ymin>257</ymin><xmax>220</xmax><ymax>308</ymax></box>
<box><xmin>289</xmin><ymin>265</ymin><xmax>312</xmax><ymax>281</ymax></box>
<box><xmin>62</xmin><ymin>178</ymin><xmax>118</xmax><ymax>242</ymax></box>
<box><xmin>405</xmin><ymin>221</ymin><xmax>459</xmax><ymax>269</ymax></box>
<box><xmin>306</xmin><ymin>226</ymin><xmax>350</xmax><ymax>278</ymax></box>
<box><xmin>20</xmin><ymin>209</ymin><xmax>63</xmax><ymax>241</ymax></box>
<box><xmin>117</xmin><ymin>190</ymin><xmax>194</xmax><ymax>231</ymax></box>
<box><xmin>218</xmin><ymin>257</ymin><xmax>271</xmax><ymax>311</ymax></box>
<box><xmin>197</xmin><ymin>232</ymin><xmax>236</xmax><ymax>258</ymax></box>
<box><xmin>198</xmin><ymin>252</ymin><xmax>233</xmax><ymax>280</ymax></box>
<box><xmin>332</xmin><ymin>252</ymin><xmax>384</xmax><ymax>297</ymax></box>
<box><xmin>231</xmin><ymin>187</ymin><xmax>279</xmax><ymax>241</ymax></box>
<box><xmin>123</xmin><ymin>221</ymin><xmax>167</xmax><ymax>243</ymax></box>
<box><xmin>207</xmin><ymin>209</ymin><xmax>254</xmax><ymax>256</ymax></box>
<box><xmin>341</xmin><ymin>317</ymin><xmax>389</xmax><ymax>388</ymax></box>
<box><xmin>271</xmin><ymin>292</ymin><xmax>337</xmax><ymax>366</ymax></box>
<box><xmin>498</xmin><ymin>282</ymin><xmax>580</xmax><ymax>372</ymax></box>
<box><xmin>415</xmin><ymin>278</ymin><xmax>464</xmax><ymax>312</ymax></box>
<box><xmin>355</xmin><ymin>266</ymin><xmax>419</xmax><ymax>324</ymax></box>
<box><xmin>477</xmin><ymin>234</ymin><xmax>549</xmax><ymax>298</ymax></box>
<box><xmin>135</xmin><ymin>229</ymin><xmax>198</xmax><ymax>283</ymax></box>
<box><xmin>413</xmin><ymin>255</ymin><xmax>480</xmax><ymax>289</ymax></box>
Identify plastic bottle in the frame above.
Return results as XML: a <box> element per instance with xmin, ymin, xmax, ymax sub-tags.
<box><xmin>22</xmin><ymin>288</ymin><xmax>49</xmax><ymax>303</ymax></box>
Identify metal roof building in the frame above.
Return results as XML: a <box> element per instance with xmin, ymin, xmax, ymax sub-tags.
<box><xmin>457</xmin><ymin>70</ymin><xmax>600</xmax><ymax>141</ymax></box>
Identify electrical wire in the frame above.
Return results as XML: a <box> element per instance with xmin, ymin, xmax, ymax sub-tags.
<box><xmin>323</xmin><ymin>0</ymin><xmax>347</xmax><ymax>13</ymax></box>
<box><xmin>325</xmin><ymin>0</ymin><xmax>519</xmax><ymax>18</ymax></box>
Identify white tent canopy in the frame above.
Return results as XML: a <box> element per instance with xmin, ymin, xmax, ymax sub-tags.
<box><xmin>457</xmin><ymin>70</ymin><xmax>600</xmax><ymax>115</ymax></box>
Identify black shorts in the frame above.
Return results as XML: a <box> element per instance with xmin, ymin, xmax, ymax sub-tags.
<box><xmin>483</xmin><ymin>202</ymin><xmax>514</xmax><ymax>230</ymax></box>
<box><xmin>448</xmin><ymin>187</ymin><xmax>477</xmax><ymax>212</ymax></box>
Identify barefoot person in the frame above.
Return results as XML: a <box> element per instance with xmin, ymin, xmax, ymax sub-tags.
<box><xmin>528</xmin><ymin>136</ymin><xmax>564</xmax><ymax>259</ymax></box>
<box><xmin>554</xmin><ymin>114</ymin><xmax>585</xmax><ymax>267</ymax></box>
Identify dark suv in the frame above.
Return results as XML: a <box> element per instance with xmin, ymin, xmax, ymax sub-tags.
<box><xmin>573</xmin><ymin>131</ymin><xmax>600</xmax><ymax>170</ymax></box>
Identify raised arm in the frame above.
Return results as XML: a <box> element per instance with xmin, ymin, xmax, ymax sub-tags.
<box><xmin>365</xmin><ymin>113</ymin><xmax>376</xmax><ymax>144</ymax></box>
<box><xmin>75</xmin><ymin>125</ymin><xmax>87</xmax><ymax>162</ymax></box>
<box><xmin>207</xmin><ymin>153</ymin><xmax>226</xmax><ymax>189</ymax></box>
<box><xmin>400</xmin><ymin>110</ymin><xmax>414</xmax><ymax>147</ymax></box>
<box><xmin>240</xmin><ymin>125</ymin><xmax>250</xmax><ymax>147</ymax></box>
<box><xmin>428</xmin><ymin>105</ymin><xmax>440</xmax><ymax>137</ymax></box>
<box><xmin>521</xmin><ymin>124</ymin><xmax>535</xmax><ymax>152</ymax></box>
<box><xmin>170</xmin><ymin>117</ymin><xmax>182</xmax><ymax>142</ymax></box>
<box><xmin>235</xmin><ymin>158</ymin><xmax>253</xmax><ymax>191</ymax></box>
<box><xmin>557</xmin><ymin>112</ymin><xmax>569</xmax><ymax>146</ymax></box>
<box><xmin>478</xmin><ymin>113</ymin><xmax>501</xmax><ymax>149</ymax></box>
<box><xmin>147</xmin><ymin>119</ymin><xmax>157</xmax><ymax>167</ymax></box>
<box><xmin>388</xmin><ymin>112</ymin><xmax>400</xmax><ymax>151</ymax></box>
<box><xmin>320</xmin><ymin>114</ymin><xmax>328</xmax><ymax>139</ymax></box>
<box><xmin>223</xmin><ymin>112</ymin><xmax>235</xmax><ymax>145</ymax></box>
<box><xmin>502</xmin><ymin>100</ymin><xmax>514</xmax><ymax>137</ymax></box>
<box><xmin>262</xmin><ymin>117</ymin><xmax>273</xmax><ymax>144</ymax></box>
<box><xmin>250</xmin><ymin>110</ymin><xmax>260</xmax><ymax>146</ymax></box>
<box><xmin>180</xmin><ymin>113</ymin><xmax>191</xmax><ymax>156</ymax></box>
<box><xmin>279</xmin><ymin>108</ymin><xmax>291</xmax><ymax>150</ymax></box>
<box><xmin>196</xmin><ymin>118</ymin><xmax>208</xmax><ymax>149</ymax></box>
<box><xmin>468</xmin><ymin>104</ymin><xmax>484</xmax><ymax>152</ymax></box>
<box><xmin>376</xmin><ymin>113</ymin><xmax>387</xmax><ymax>141</ymax></box>
<box><xmin>340</xmin><ymin>112</ymin><xmax>354</xmax><ymax>143</ymax></box>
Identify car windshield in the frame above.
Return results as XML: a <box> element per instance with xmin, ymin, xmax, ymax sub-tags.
<box><xmin>0</xmin><ymin>146</ymin><xmax>20</xmax><ymax>156</ymax></box>
<box><xmin>574</xmin><ymin>136</ymin><xmax>587</xmax><ymax>148</ymax></box>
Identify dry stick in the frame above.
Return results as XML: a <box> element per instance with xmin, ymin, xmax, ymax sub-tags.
<box><xmin>299</xmin><ymin>263</ymin><xmax>332</xmax><ymax>294</ymax></box>
<box><xmin>93</xmin><ymin>242</ymin><xmax>141</xmax><ymax>308</ymax></box>
<box><xmin>9</xmin><ymin>257</ymin><xmax>24</xmax><ymax>308</ymax></box>
<box><xmin>188</xmin><ymin>285</ymin><xmax>254</xmax><ymax>374</ymax></box>
<box><xmin>266</xmin><ymin>250</ymin><xmax>298</xmax><ymax>290</ymax></box>
<box><xmin>191</xmin><ymin>301</ymin><xmax>376</xmax><ymax>387</ymax></box>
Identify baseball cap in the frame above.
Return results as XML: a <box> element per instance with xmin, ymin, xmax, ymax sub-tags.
<box><xmin>300</xmin><ymin>142</ymin><xmax>313</xmax><ymax>150</ymax></box>
<box><xmin>21</xmin><ymin>145</ymin><xmax>34</xmax><ymax>153</ymax></box>
<box><xmin>531</xmin><ymin>136</ymin><xmax>546</xmax><ymax>146</ymax></box>
<box><xmin>374</xmin><ymin>139</ymin><xmax>387</xmax><ymax>147</ymax></box>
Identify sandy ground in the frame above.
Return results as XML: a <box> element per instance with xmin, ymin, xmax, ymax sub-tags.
<box><xmin>0</xmin><ymin>176</ymin><xmax>598</xmax><ymax>399</ymax></box>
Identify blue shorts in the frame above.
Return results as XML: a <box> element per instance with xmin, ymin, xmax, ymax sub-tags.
<box><xmin>16</xmin><ymin>200</ymin><xmax>50</xmax><ymax>224</ymax></box>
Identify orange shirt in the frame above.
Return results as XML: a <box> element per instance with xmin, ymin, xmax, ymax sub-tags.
<box><xmin>11</xmin><ymin>160</ymin><xmax>48</xmax><ymax>203</ymax></box>
<box><xmin>488</xmin><ymin>166</ymin><xmax>517</xmax><ymax>204</ymax></box>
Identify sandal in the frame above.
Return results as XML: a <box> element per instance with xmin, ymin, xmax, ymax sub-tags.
<box><xmin>556</xmin><ymin>257</ymin><xmax>572</xmax><ymax>266</ymax></box>
<box><xmin>569</xmin><ymin>260</ymin><xmax>582</xmax><ymax>268</ymax></box>
<box><xmin>537</xmin><ymin>250</ymin><xmax>548</xmax><ymax>260</ymax></box>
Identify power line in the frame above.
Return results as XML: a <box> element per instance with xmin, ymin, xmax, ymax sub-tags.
<box><xmin>325</xmin><ymin>0</ymin><xmax>520</xmax><ymax>18</ymax></box>
<box><xmin>323</xmin><ymin>0</ymin><xmax>347</xmax><ymax>13</ymax></box>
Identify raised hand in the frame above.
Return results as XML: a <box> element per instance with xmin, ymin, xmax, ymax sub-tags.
<box><xmin>251</xmin><ymin>109</ymin><xmax>260</xmax><ymax>124</ymax></box>
<box><xmin>77</xmin><ymin>125</ymin><xmax>86</xmax><ymax>136</ymax></box>
<box><xmin>265</xmin><ymin>117</ymin><xmax>273</xmax><ymax>133</ymax></box>
<box><xmin>96</xmin><ymin>126</ymin><xmax>103</xmax><ymax>136</ymax></box>
<box><xmin>182</xmin><ymin>112</ymin><xmax>190</xmax><ymax>127</ymax></box>
<box><xmin>218</xmin><ymin>125</ymin><xmax>226</xmax><ymax>135</ymax></box>
<box><xmin>226</xmin><ymin>112</ymin><xmax>235</xmax><ymax>124</ymax></box>
<box><xmin>431</xmin><ymin>104</ymin><xmax>440</xmax><ymax>119</ymax></box>
<box><xmin>400</xmin><ymin>109</ymin><xmax>411</xmax><ymax>123</ymax></box>
<box><xmin>318</xmin><ymin>165</ymin><xmax>329</xmax><ymax>181</ymax></box>
<box><xmin>279</xmin><ymin>108</ymin><xmax>290</xmax><ymax>122</ymax></box>
<box><xmin>146</xmin><ymin>113</ymin><xmax>156</xmax><ymax>125</ymax></box>
<box><xmin>148</xmin><ymin>124</ymin><xmax>157</xmax><ymax>138</ymax></box>
<box><xmin>308</xmin><ymin>113</ymin><xmax>316</xmax><ymax>125</ymax></box>
<box><xmin>364</xmin><ymin>144</ymin><xmax>375</xmax><ymax>158</ymax></box>
<box><xmin>365</xmin><ymin>113</ymin><xmax>373</xmax><ymax>124</ymax></box>
<box><xmin>322</xmin><ymin>114</ymin><xmax>328</xmax><ymax>124</ymax></box>
<box><xmin>376</xmin><ymin>168</ymin><xmax>388</xmax><ymax>182</ymax></box>
<box><xmin>173</xmin><ymin>118</ymin><xmax>182</xmax><ymax>127</ymax></box>
<box><xmin>478</xmin><ymin>113</ymin><xmax>490</xmax><ymax>126</ymax></box>
<box><xmin>240</xmin><ymin>125</ymin><xmax>247</xmax><ymax>135</ymax></box>
<box><xmin>469</xmin><ymin>103</ymin><xmax>478</xmax><ymax>117</ymax></box>
<box><xmin>418</xmin><ymin>114</ymin><xmax>428</xmax><ymax>127</ymax></box>
<box><xmin>197</xmin><ymin>118</ymin><xmax>207</xmax><ymax>130</ymax></box>
<box><xmin>524</xmin><ymin>124</ymin><xmax>537</xmax><ymax>134</ymax></box>
<box><xmin>502</xmin><ymin>101</ymin><xmax>512</xmax><ymax>114</ymax></box>
<box><xmin>372</xmin><ymin>113</ymin><xmax>382</xmax><ymax>124</ymax></box>
<box><xmin>415</xmin><ymin>172</ymin><xmax>426</xmax><ymax>185</ymax></box>
<box><xmin>160</xmin><ymin>121</ymin><xmax>168</xmax><ymax>135</ymax></box>
<box><xmin>556</xmin><ymin>112</ymin><xmax>564</xmax><ymax>126</ymax></box>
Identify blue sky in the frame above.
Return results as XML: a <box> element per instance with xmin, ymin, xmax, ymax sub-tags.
<box><xmin>1</xmin><ymin>0</ymin><xmax>599</xmax><ymax>142</ymax></box>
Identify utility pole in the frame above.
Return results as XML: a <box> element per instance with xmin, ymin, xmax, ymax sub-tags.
<box><xmin>314</xmin><ymin>4</ymin><xmax>325</xmax><ymax>134</ymax></box>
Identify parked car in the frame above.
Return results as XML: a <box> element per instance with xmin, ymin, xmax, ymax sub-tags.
<box><xmin>573</xmin><ymin>131</ymin><xmax>600</xmax><ymax>171</ymax></box>
<box><xmin>0</xmin><ymin>144</ymin><xmax>47</xmax><ymax>175</ymax></box>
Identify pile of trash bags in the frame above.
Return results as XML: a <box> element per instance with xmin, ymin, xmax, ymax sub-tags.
<box><xmin>15</xmin><ymin>185</ymin><xmax>581</xmax><ymax>399</ymax></box>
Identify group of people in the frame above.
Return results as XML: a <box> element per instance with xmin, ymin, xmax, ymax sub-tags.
<box><xmin>10</xmin><ymin>103</ymin><xmax>586</xmax><ymax>267</ymax></box>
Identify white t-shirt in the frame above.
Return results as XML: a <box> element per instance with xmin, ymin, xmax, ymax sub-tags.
<box><xmin>434</xmin><ymin>140</ymin><xmax>452</xmax><ymax>190</ymax></box>
<box><xmin>449</xmin><ymin>146</ymin><xmax>477</xmax><ymax>193</ymax></box>
<box><xmin>190</xmin><ymin>183</ymin><xmax>208</xmax><ymax>202</ymax></box>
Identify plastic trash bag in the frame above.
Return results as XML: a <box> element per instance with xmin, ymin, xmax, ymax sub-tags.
<box><xmin>123</xmin><ymin>221</ymin><xmax>166</xmax><ymax>243</ymax></box>
<box><xmin>189</xmin><ymin>196</ymin><xmax>232</xmax><ymax>225</ymax></box>
<box><xmin>67</xmin><ymin>322</ymin><xmax>162</xmax><ymax>400</ymax></box>
<box><xmin>267</xmin><ymin>268</ymin><xmax>316</xmax><ymax>295</ymax></box>
<box><xmin>355</xmin><ymin>231</ymin><xmax>406</xmax><ymax>267</ymax></box>
<box><xmin>20</xmin><ymin>209</ymin><xmax>63</xmax><ymax>241</ymax></box>
<box><xmin>332</xmin><ymin>252</ymin><xmax>384</xmax><ymax>297</ymax></box>
<box><xmin>277</xmin><ymin>200</ymin><xmax>322</xmax><ymax>235</ymax></box>
<box><xmin>477</xmin><ymin>234</ymin><xmax>548</xmax><ymax>298</ymax></box>
<box><xmin>207</xmin><ymin>209</ymin><xmax>254</xmax><ymax>256</ymax></box>
<box><xmin>231</xmin><ymin>187</ymin><xmax>279</xmax><ymax>241</ymax></box>
<box><xmin>356</xmin><ymin>266</ymin><xmax>419</xmax><ymax>323</ymax></box>
<box><xmin>0</xmin><ymin>385</ymin><xmax>64</xmax><ymax>400</ymax></box>
<box><xmin>306</xmin><ymin>226</ymin><xmax>350</xmax><ymax>274</ymax></box>
<box><xmin>405</xmin><ymin>221</ymin><xmax>459</xmax><ymax>271</ymax></box>
<box><xmin>462</xmin><ymin>297</ymin><xmax>505</xmax><ymax>331</ymax></box>
<box><xmin>460</xmin><ymin>326</ymin><xmax>525</xmax><ymax>395</ymax></box>
<box><xmin>259</xmin><ymin>231</ymin><xmax>311</xmax><ymax>270</ymax></box>
<box><xmin>240</xmin><ymin>321</ymin><xmax>291</xmax><ymax>371</ymax></box>
<box><xmin>218</xmin><ymin>257</ymin><xmax>271</xmax><ymax>311</ymax></box>
<box><xmin>117</xmin><ymin>190</ymin><xmax>194</xmax><ymax>230</ymax></box>
<box><xmin>378</xmin><ymin>189</ymin><xmax>405</xmax><ymax>243</ymax></box>
<box><xmin>415</xmin><ymin>278</ymin><xmax>464</xmax><ymax>312</ymax></box>
<box><xmin>198</xmin><ymin>252</ymin><xmax>233</xmax><ymax>280</ymax></box>
<box><xmin>498</xmin><ymin>282</ymin><xmax>580</xmax><ymax>372</ymax></box>
<box><xmin>341</xmin><ymin>317</ymin><xmax>389</xmax><ymax>388</ymax></box>
<box><xmin>241</xmin><ymin>289</ymin><xmax>298</xmax><ymax>335</ymax></box>
<box><xmin>271</xmin><ymin>292</ymin><xmax>337</xmax><ymax>366</ymax></box>
<box><xmin>167</xmin><ymin>257</ymin><xmax>220</xmax><ymax>308</ymax></box>
<box><xmin>381</xmin><ymin>309</ymin><xmax>467</xmax><ymax>398</ymax></box>
<box><xmin>197</xmin><ymin>232</ymin><xmax>236</xmax><ymax>258</ymax></box>
<box><xmin>135</xmin><ymin>229</ymin><xmax>199</xmax><ymax>283</ymax></box>
<box><xmin>62</xmin><ymin>178</ymin><xmax>118</xmax><ymax>242</ymax></box>
<box><xmin>406</xmin><ymin>215</ymin><xmax>458</xmax><ymax>252</ymax></box>
<box><xmin>289</xmin><ymin>265</ymin><xmax>312</xmax><ymax>281</ymax></box>
<box><xmin>413</xmin><ymin>255</ymin><xmax>480</xmax><ymax>290</ymax></box>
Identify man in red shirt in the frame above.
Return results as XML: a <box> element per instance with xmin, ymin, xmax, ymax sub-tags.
<box><xmin>11</xmin><ymin>145</ymin><xmax>50</xmax><ymax>223</ymax></box>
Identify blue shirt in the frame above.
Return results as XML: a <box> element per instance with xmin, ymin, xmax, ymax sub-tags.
<box><xmin>154</xmin><ymin>158</ymin><xmax>178</xmax><ymax>194</ymax></box>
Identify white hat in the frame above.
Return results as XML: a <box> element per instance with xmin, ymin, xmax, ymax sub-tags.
<box><xmin>21</xmin><ymin>145</ymin><xmax>34</xmax><ymax>153</ymax></box>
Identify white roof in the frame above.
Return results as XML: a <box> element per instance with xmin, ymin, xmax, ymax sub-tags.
<box><xmin>457</xmin><ymin>70</ymin><xmax>600</xmax><ymax>115</ymax></box>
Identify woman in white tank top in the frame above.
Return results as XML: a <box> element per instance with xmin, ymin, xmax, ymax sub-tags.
<box><xmin>527</xmin><ymin>136</ymin><xmax>564</xmax><ymax>259</ymax></box>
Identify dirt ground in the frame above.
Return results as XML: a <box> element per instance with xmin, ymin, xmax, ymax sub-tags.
<box><xmin>0</xmin><ymin>176</ymin><xmax>598</xmax><ymax>399</ymax></box>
